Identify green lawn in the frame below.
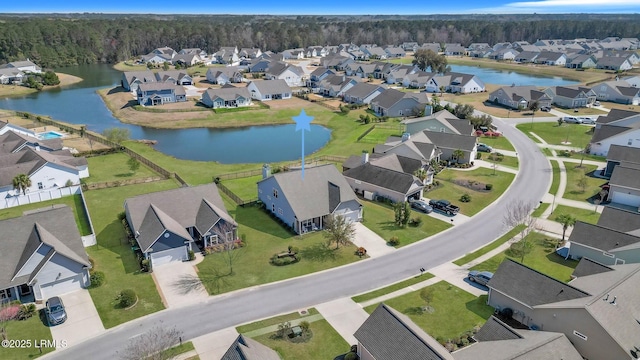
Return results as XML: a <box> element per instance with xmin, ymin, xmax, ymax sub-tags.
<box><xmin>563</xmin><ymin>164</ymin><xmax>607</xmax><ymax>202</ymax></box>
<box><xmin>85</xmin><ymin>152</ymin><xmax>160</xmax><ymax>184</ymax></box>
<box><xmin>160</xmin><ymin>341</ymin><xmax>195</xmax><ymax>359</ymax></box>
<box><xmin>364</xmin><ymin>281</ymin><xmax>494</xmax><ymax>341</ymax></box>
<box><xmin>251</xmin><ymin>319</ymin><xmax>350</xmax><ymax>360</ymax></box>
<box><xmin>516</xmin><ymin>122</ymin><xmax>593</xmax><ymax>147</ymax></box>
<box><xmin>0</xmin><ymin>194</ymin><xmax>92</xmax><ymax>236</ymax></box>
<box><xmin>453</xmin><ymin>225</ymin><xmax>526</xmax><ymax>266</ymax></box>
<box><xmin>532</xmin><ymin>203</ymin><xmax>550</xmax><ymax>218</ymax></box>
<box><xmin>196</xmin><ymin>204</ymin><xmax>363</xmax><ymax>295</ymax></box>
<box><xmin>426</xmin><ymin>168</ymin><xmax>515</xmax><ymax>216</ymax></box>
<box><xmin>470</xmin><ymin>232</ymin><xmax>578</xmax><ymax>282</ymax></box>
<box><xmin>358</xmin><ymin>126</ymin><xmax>402</xmax><ymax>144</ymax></box>
<box><xmin>84</xmin><ymin>180</ymin><xmax>180</xmax><ymax>328</ymax></box>
<box><xmin>542</xmin><ymin>148</ymin><xmax>553</xmax><ymax>157</ymax></box>
<box><xmin>484</xmin><ymin>153</ymin><xmax>519</xmax><ymax>169</ymax></box>
<box><xmin>477</xmin><ymin>136</ymin><xmax>515</xmax><ymax>151</ymax></box>
<box><xmin>361</xmin><ymin>200</ymin><xmax>452</xmax><ymax>247</ymax></box>
<box><xmin>550</xmin><ymin>160</ymin><xmax>561</xmax><ymax>195</ymax></box>
<box><xmin>220</xmin><ymin>175</ymin><xmax>262</xmax><ymax>201</ymax></box>
<box><xmin>237</xmin><ymin>309</ymin><xmax>320</xmax><ymax>333</ymax></box>
<box><xmin>551</xmin><ymin>205</ymin><xmax>601</xmax><ymax>225</ymax></box>
<box><xmin>2</xmin><ymin>314</ymin><xmax>54</xmax><ymax>360</ymax></box>
<box><xmin>352</xmin><ymin>273</ymin><xmax>434</xmax><ymax>303</ymax></box>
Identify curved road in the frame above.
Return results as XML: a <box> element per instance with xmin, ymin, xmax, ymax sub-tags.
<box><xmin>49</xmin><ymin>117</ymin><xmax>551</xmax><ymax>359</ymax></box>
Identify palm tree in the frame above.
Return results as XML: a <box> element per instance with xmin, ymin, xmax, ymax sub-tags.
<box><xmin>323</xmin><ymin>214</ymin><xmax>355</xmax><ymax>250</ymax></box>
<box><xmin>452</xmin><ymin>149</ymin><xmax>465</xmax><ymax>164</ymax></box>
<box><xmin>528</xmin><ymin>100</ymin><xmax>540</xmax><ymax>129</ymax></box>
<box><xmin>414</xmin><ymin>168</ymin><xmax>428</xmax><ymax>184</ymax></box>
<box><xmin>12</xmin><ymin>174</ymin><xmax>31</xmax><ymax>195</ymax></box>
<box><xmin>555</xmin><ymin>213</ymin><xmax>577</xmax><ymax>244</ymax></box>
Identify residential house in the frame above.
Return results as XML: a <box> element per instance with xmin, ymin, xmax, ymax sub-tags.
<box><xmin>171</xmin><ymin>53</ymin><xmax>202</xmax><ymax>67</ymax></box>
<box><xmin>0</xmin><ymin>129</ymin><xmax>63</xmax><ymax>155</ymax></box>
<box><xmin>443</xmin><ymin>43</ymin><xmax>466</xmax><ymax>56</ymax></box>
<box><xmin>281</xmin><ymin>48</ymin><xmax>305</xmax><ymax>60</ymax></box>
<box><xmin>419</xmin><ymin>43</ymin><xmax>442</xmax><ymax>53</ymax></box>
<box><xmin>154</xmin><ymin>70</ymin><xmax>193</xmax><ymax>86</ymax></box>
<box><xmin>264</xmin><ymin>61</ymin><xmax>305</xmax><ymax>87</ymax></box>
<box><xmin>343</xmin><ymin>83</ymin><xmax>386</xmax><ymax>105</ymax></box>
<box><xmin>221</xmin><ymin>334</ymin><xmax>280</xmax><ymax>360</ymax></box>
<box><xmin>544</xmin><ymin>86</ymin><xmax>597</xmax><ymax>108</ymax></box>
<box><xmin>362</xmin><ymin>46</ymin><xmax>387</xmax><ymax>60</ymax></box>
<box><xmin>514</xmin><ymin>51</ymin><xmax>540</xmax><ymax>63</ymax></box>
<box><xmin>596</xmin><ymin>56</ymin><xmax>633</xmax><ymax>71</ymax></box>
<box><xmin>590</xmin><ymin>109</ymin><xmax>640</xmax><ymax>156</ymax></box>
<box><xmin>622</xmin><ymin>75</ymin><xmax>640</xmax><ymax>88</ymax></box>
<box><xmin>121</xmin><ymin>70</ymin><xmax>156</xmax><ymax>92</ymax></box>
<box><xmin>402</xmin><ymin>71</ymin><xmax>433</xmax><ymax>89</ymax></box>
<box><xmin>374</xmin><ymin>134</ymin><xmax>441</xmax><ymax>164</ymax></box>
<box><xmin>384</xmin><ymin>46</ymin><xmax>406</xmax><ymax>58</ymax></box>
<box><xmin>0</xmin><ymin>59</ymin><xmax>42</xmax><ymax>73</ymax></box>
<box><xmin>150</xmin><ymin>46</ymin><xmax>177</xmax><ymax>59</ymax></box>
<box><xmin>426</xmin><ymin>72</ymin><xmax>485</xmax><ymax>94</ymax></box>
<box><xmin>401</xmin><ymin>110</ymin><xmax>473</xmax><ymax>136</ymax></box>
<box><xmin>306</xmin><ymin>67</ymin><xmax>335</xmax><ymax>89</ymax></box>
<box><xmin>213</xmin><ymin>47</ymin><xmax>240</xmax><ymax>66</ymax></box>
<box><xmin>0</xmin><ymin>68</ymin><xmax>24</xmax><ymax>84</ymax></box>
<box><xmin>607</xmin><ymin>166</ymin><xmax>640</xmax><ymax>208</ymax></box>
<box><xmin>257</xmin><ymin>164</ymin><xmax>362</xmax><ymax>234</ymax></box>
<box><xmin>201</xmin><ymin>86</ymin><xmax>252</xmax><ymax>109</ymax></box>
<box><xmin>0</xmin><ymin>147</ymin><xmax>88</xmax><ymax>202</ymax></box>
<box><xmin>591</xmin><ymin>80</ymin><xmax>640</xmax><ymax>105</ymax></box>
<box><xmin>141</xmin><ymin>53</ymin><xmax>173</xmax><ymax>64</ymax></box>
<box><xmin>488</xmin><ymin>85</ymin><xmax>552</xmax><ymax>110</ymax></box>
<box><xmin>533</xmin><ymin>51</ymin><xmax>567</xmax><ymax>66</ymax></box>
<box><xmin>0</xmin><ymin>206</ymin><xmax>91</xmax><ymax>303</ymax></box>
<box><xmin>566</xmin><ymin>54</ymin><xmax>597</xmax><ymax>69</ymax></box>
<box><xmin>124</xmin><ymin>184</ymin><xmax>237</xmax><ymax>267</ymax></box>
<box><xmin>247</xmin><ymin>80</ymin><xmax>292</xmax><ymax>101</ymax></box>
<box><xmin>489</xmin><ymin>48</ymin><xmax>519</xmax><ymax>61</ymax></box>
<box><xmin>0</xmin><ymin>121</ymin><xmax>37</xmax><ymax>138</ymax></box>
<box><xmin>206</xmin><ymin>67</ymin><xmax>245</xmax><ymax>85</ymax></box>
<box><xmin>385</xmin><ymin>65</ymin><xmax>417</xmax><ymax>85</ymax></box>
<box><xmin>401</xmin><ymin>42</ymin><xmax>419</xmax><ymax>52</ymax></box>
<box><xmin>238</xmin><ymin>48</ymin><xmax>262</xmax><ymax>60</ymax></box>
<box><xmin>320</xmin><ymin>54</ymin><xmax>353</xmax><ymax>71</ymax></box>
<box><xmin>384</xmin><ymin>130</ymin><xmax>477</xmax><ymax>164</ymax></box>
<box><xmin>487</xmin><ymin>259</ymin><xmax>640</xmax><ymax>360</ymax></box>
<box><xmin>370</xmin><ymin>89</ymin><xmax>430</xmax><ymax>117</ymax></box>
<box><xmin>136</xmin><ymin>83</ymin><xmax>186</xmax><ymax>106</ymax></box>
<box><xmin>178</xmin><ymin>48</ymin><xmax>207</xmax><ymax>58</ymax></box>
<box><xmin>247</xmin><ymin>58</ymin><xmax>272</xmax><ymax>73</ymax></box>
<box><xmin>603</xmin><ymin>144</ymin><xmax>640</xmax><ymax>177</ymax></box>
<box><xmin>316</xmin><ymin>74</ymin><xmax>357</xmax><ymax>98</ymax></box>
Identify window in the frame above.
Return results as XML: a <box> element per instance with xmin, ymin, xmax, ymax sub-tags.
<box><xmin>628</xmin><ymin>139</ymin><xmax>633</xmax><ymax>146</ymax></box>
<box><xmin>272</xmin><ymin>204</ymin><xmax>275</xmax><ymax>212</ymax></box>
<box><xmin>278</xmin><ymin>208</ymin><xmax>283</xmax><ymax>215</ymax></box>
<box><xmin>0</xmin><ymin>288</ymin><xmax>11</xmax><ymax>299</ymax></box>
<box><xmin>37</xmin><ymin>182</ymin><xmax>43</xmax><ymax>190</ymax></box>
<box><xmin>19</xmin><ymin>284</ymin><xmax>31</xmax><ymax>296</ymax></box>
<box><xmin>603</xmin><ymin>252</ymin><xmax>615</xmax><ymax>258</ymax></box>
<box><xmin>573</xmin><ymin>330</ymin><xmax>588</xmax><ymax>341</ymax></box>
<box><xmin>273</xmin><ymin>189</ymin><xmax>278</xmax><ymax>198</ymax></box>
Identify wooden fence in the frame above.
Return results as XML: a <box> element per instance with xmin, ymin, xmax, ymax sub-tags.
<box><xmin>217</xmin><ymin>182</ymin><xmax>258</xmax><ymax>207</ymax></box>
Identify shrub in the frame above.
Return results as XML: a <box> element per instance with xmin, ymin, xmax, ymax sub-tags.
<box><xmin>388</xmin><ymin>236</ymin><xmax>400</xmax><ymax>246</ymax></box>
<box><xmin>344</xmin><ymin>352</ymin><xmax>358</xmax><ymax>360</ymax></box>
<box><xmin>460</xmin><ymin>193</ymin><xmax>472</xmax><ymax>203</ymax></box>
<box><xmin>90</xmin><ymin>271</ymin><xmax>106</xmax><ymax>288</ymax></box>
<box><xmin>270</xmin><ymin>253</ymin><xmax>300</xmax><ymax>266</ymax></box>
<box><xmin>188</xmin><ymin>250</ymin><xmax>196</xmax><ymax>261</ymax></box>
<box><xmin>18</xmin><ymin>304</ymin><xmax>37</xmax><ymax>320</ymax></box>
<box><xmin>476</xmin><ymin>152</ymin><xmax>482</xmax><ymax>160</ymax></box>
<box><xmin>485</xmin><ymin>183</ymin><xmax>493</xmax><ymax>191</ymax></box>
<box><xmin>140</xmin><ymin>259</ymin><xmax>150</xmax><ymax>272</ymax></box>
<box><xmin>0</xmin><ymin>305</ymin><xmax>20</xmax><ymax>321</ymax></box>
<box><xmin>287</xmin><ymin>245</ymin><xmax>299</xmax><ymax>254</ymax></box>
<box><xmin>117</xmin><ymin>289</ymin><xmax>137</xmax><ymax>308</ymax></box>
<box><xmin>409</xmin><ymin>217</ymin><xmax>423</xmax><ymax>227</ymax></box>
<box><xmin>299</xmin><ymin>321</ymin><xmax>310</xmax><ymax>333</ymax></box>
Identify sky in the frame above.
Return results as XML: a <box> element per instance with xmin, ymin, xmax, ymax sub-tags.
<box><xmin>2</xmin><ymin>0</ymin><xmax>639</xmax><ymax>15</ymax></box>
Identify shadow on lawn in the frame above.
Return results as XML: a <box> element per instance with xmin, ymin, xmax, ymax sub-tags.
<box><xmin>95</xmin><ymin>220</ymin><xmax>141</xmax><ymax>275</ymax></box>
<box><xmin>464</xmin><ymin>295</ymin><xmax>493</xmax><ymax>319</ymax></box>
<box><xmin>300</xmin><ymin>243</ymin><xmax>337</xmax><ymax>262</ymax></box>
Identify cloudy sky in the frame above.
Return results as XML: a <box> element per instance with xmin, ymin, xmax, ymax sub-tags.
<box><xmin>3</xmin><ymin>0</ymin><xmax>639</xmax><ymax>14</ymax></box>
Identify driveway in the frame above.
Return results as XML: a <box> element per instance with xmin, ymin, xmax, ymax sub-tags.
<box><xmin>152</xmin><ymin>260</ymin><xmax>209</xmax><ymax>308</ymax></box>
<box><xmin>352</xmin><ymin>222</ymin><xmax>395</xmax><ymax>258</ymax></box>
<box><xmin>183</xmin><ymin>85</ymin><xmax>204</xmax><ymax>97</ymax></box>
<box><xmin>49</xmin><ymin>289</ymin><xmax>104</xmax><ymax>349</ymax></box>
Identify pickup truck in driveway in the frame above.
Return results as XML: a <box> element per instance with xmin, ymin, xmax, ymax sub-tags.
<box><xmin>428</xmin><ymin>199</ymin><xmax>460</xmax><ymax>215</ymax></box>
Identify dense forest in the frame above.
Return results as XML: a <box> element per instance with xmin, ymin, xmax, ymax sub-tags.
<box><xmin>0</xmin><ymin>14</ymin><xmax>639</xmax><ymax>68</ymax></box>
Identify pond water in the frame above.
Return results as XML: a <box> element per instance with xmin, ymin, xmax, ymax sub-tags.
<box><xmin>449</xmin><ymin>64</ymin><xmax>579</xmax><ymax>87</ymax></box>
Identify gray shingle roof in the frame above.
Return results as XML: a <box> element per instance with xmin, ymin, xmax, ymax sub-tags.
<box><xmin>343</xmin><ymin>82</ymin><xmax>385</xmax><ymax>99</ymax></box>
<box><xmin>221</xmin><ymin>334</ymin><xmax>280</xmax><ymax>360</ymax></box>
<box><xmin>137</xmin><ymin>83</ymin><xmax>186</xmax><ymax>96</ymax></box>
<box><xmin>571</xmin><ymin>257</ymin><xmax>614</xmax><ymax>278</ymax></box>
<box><xmin>488</xmin><ymin>259</ymin><xmax>590</xmax><ymax>307</ymax></box>
<box><xmin>155</xmin><ymin>70</ymin><xmax>190</xmax><ymax>82</ymax></box>
<box><xmin>418</xmin><ymin>131</ymin><xmax>477</xmax><ymax>152</ymax></box>
<box><xmin>0</xmin><ymin>130</ymin><xmax>62</xmax><ymax>154</ymax></box>
<box><xmin>591</xmin><ymin>124</ymin><xmax>630</xmax><ymax>143</ymax></box>
<box><xmin>595</xmin><ymin>108</ymin><xmax>639</xmax><ymax>124</ymax></box>
<box><xmin>0</xmin><ymin>147</ymin><xmax>82</xmax><ymax>187</ymax></box>
<box><xmin>371</xmin><ymin>88</ymin><xmax>407</xmax><ymax>109</ymax></box>
<box><xmin>0</xmin><ymin>205</ymin><xmax>90</xmax><ymax>290</ymax></box>
<box><xmin>203</xmin><ymin>87</ymin><xmax>251</xmax><ymax>102</ymax></box>
<box><xmin>343</xmin><ymin>161</ymin><xmax>421</xmax><ymax>194</ymax></box>
<box><xmin>369</xmin><ymin>153</ymin><xmax>423</xmax><ymax>174</ymax></box>
<box><xmin>123</xmin><ymin>70</ymin><xmax>156</xmax><ymax>85</ymax></box>
<box><xmin>568</xmin><ymin>220</ymin><xmax>640</xmax><ymax>253</ymax></box>
<box><xmin>609</xmin><ymin>165</ymin><xmax>640</xmax><ymax>190</ymax></box>
<box><xmin>597</xmin><ymin>206</ymin><xmax>640</xmax><ymax>233</ymax></box>
<box><xmin>249</xmin><ymin>79</ymin><xmax>291</xmax><ymax>95</ymax></box>
<box><xmin>473</xmin><ymin>316</ymin><xmax>522</xmax><ymax>342</ymax></box>
<box><xmin>607</xmin><ymin>144</ymin><xmax>640</xmax><ymax>165</ymax></box>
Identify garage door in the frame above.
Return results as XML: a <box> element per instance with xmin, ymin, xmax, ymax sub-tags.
<box><xmin>151</xmin><ymin>247</ymin><xmax>187</xmax><ymax>267</ymax></box>
<box><xmin>612</xmin><ymin>192</ymin><xmax>640</xmax><ymax>207</ymax></box>
<box><xmin>40</xmin><ymin>274</ymin><xmax>84</xmax><ymax>299</ymax></box>
<box><xmin>341</xmin><ymin>210</ymin><xmax>361</xmax><ymax>223</ymax></box>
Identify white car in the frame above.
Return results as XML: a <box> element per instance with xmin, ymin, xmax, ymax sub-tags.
<box><xmin>563</xmin><ymin>116</ymin><xmax>582</xmax><ymax>124</ymax></box>
<box><xmin>579</xmin><ymin>117</ymin><xmax>596</xmax><ymax>125</ymax></box>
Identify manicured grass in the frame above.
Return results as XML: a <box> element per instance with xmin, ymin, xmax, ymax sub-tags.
<box><xmin>551</xmin><ymin>205</ymin><xmax>601</xmax><ymax>225</ymax></box>
<box><xmin>351</xmin><ymin>273</ymin><xmax>435</xmax><ymax>303</ymax></box>
<box><xmin>358</xmin><ymin>126</ymin><xmax>402</xmax><ymax>144</ymax></box>
<box><xmin>237</xmin><ymin>309</ymin><xmax>320</xmax><ymax>333</ymax></box>
<box><xmin>3</xmin><ymin>314</ymin><xmax>54</xmax><ymax>360</ymax></box>
<box><xmin>516</xmin><ymin>122</ymin><xmax>593</xmax><ymax>147</ymax></box>
<box><xmin>453</xmin><ymin>225</ymin><xmax>526</xmax><ymax>266</ymax></box>
<box><xmin>563</xmin><ymin>164</ymin><xmax>607</xmax><ymax>202</ymax></box>
<box><xmin>85</xmin><ymin>152</ymin><xmax>160</xmax><ymax>184</ymax></box>
<box><xmin>484</xmin><ymin>153</ymin><xmax>519</xmax><ymax>169</ymax></box>
<box><xmin>364</xmin><ymin>281</ymin><xmax>494</xmax><ymax>341</ymax></box>
<box><xmin>0</xmin><ymin>84</ymin><xmax>37</xmax><ymax>97</ymax></box>
<box><xmin>84</xmin><ymin>180</ymin><xmax>180</xmax><ymax>328</ymax></box>
<box><xmin>160</xmin><ymin>341</ymin><xmax>195</xmax><ymax>358</ymax></box>
<box><xmin>542</xmin><ymin>148</ymin><xmax>554</xmax><ymax>157</ymax></box>
<box><xmin>196</xmin><ymin>204</ymin><xmax>363</xmax><ymax>295</ymax></box>
<box><xmin>476</xmin><ymin>135</ymin><xmax>515</xmax><ymax>151</ymax></box>
<box><xmin>554</xmin><ymin>107</ymin><xmax>607</xmax><ymax>116</ymax></box>
<box><xmin>251</xmin><ymin>319</ymin><xmax>350</xmax><ymax>360</ymax></box>
<box><xmin>361</xmin><ymin>200</ymin><xmax>452</xmax><ymax>247</ymax></box>
<box><xmin>0</xmin><ymin>194</ymin><xmax>92</xmax><ymax>236</ymax></box>
<box><xmin>470</xmin><ymin>232</ymin><xmax>578</xmax><ymax>282</ymax></box>
<box><xmin>532</xmin><ymin>203</ymin><xmax>550</xmax><ymax>218</ymax></box>
<box><xmin>557</xmin><ymin>152</ymin><xmax>606</xmax><ymax>162</ymax></box>
<box><xmin>549</xmin><ymin>160</ymin><xmax>561</xmax><ymax>195</ymax></box>
<box><xmin>426</xmin><ymin>168</ymin><xmax>515</xmax><ymax>216</ymax></box>
<box><xmin>220</xmin><ymin>175</ymin><xmax>262</xmax><ymax>201</ymax></box>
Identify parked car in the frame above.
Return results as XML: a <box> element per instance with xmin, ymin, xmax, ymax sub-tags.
<box><xmin>46</xmin><ymin>296</ymin><xmax>67</xmax><ymax>326</ymax></box>
<box><xmin>428</xmin><ymin>199</ymin><xmax>460</xmax><ymax>215</ymax></box>
<box><xmin>579</xmin><ymin>117</ymin><xmax>596</xmax><ymax>125</ymax></box>
<box><xmin>477</xmin><ymin>143</ymin><xmax>493</xmax><ymax>153</ymax></box>
<box><xmin>410</xmin><ymin>200</ymin><xmax>433</xmax><ymax>213</ymax></box>
<box><xmin>593</xmin><ymin>101</ymin><xmax>601</xmax><ymax>106</ymax></box>
<box><xmin>563</xmin><ymin>116</ymin><xmax>582</xmax><ymax>124</ymax></box>
<box><xmin>540</xmin><ymin>106</ymin><xmax>551</xmax><ymax>112</ymax></box>
<box><xmin>468</xmin><ymin>270</ymin><xmax>493</xmax><ymax>286</ymax></box>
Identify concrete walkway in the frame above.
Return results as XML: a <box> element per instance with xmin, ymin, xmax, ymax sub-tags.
<box><xmin>243</xmin><ymin>314</ymin><xmax>324</xmax><ymax>337</ymax></box>
<box><xmin>352</xmin><ymin>222</ymin><xmax>395</xmax><ymax>258</ymax></box>
<box><xmin>547</xmin><ymin>156</ymin><xmax>606</xmax><ymax>167</ymax></box>
<box><xmin>474</xmin><ymin>159</ymin><xmax>519</xmax><ymax>174</ymax></box>
<box><xmin>316</xmin><ymin>298</ymin><xmax>370</xmax><ymax>345</ymax></box>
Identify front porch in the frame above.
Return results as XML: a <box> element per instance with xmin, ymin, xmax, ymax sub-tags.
<box><xmin>296</xmin><ymin>216</ymin><xmax>326</xmax><ymax>234</ymax></box>
<box><xmin>1</xmin><ymin>284</ymin><xmax>36</xmax><ymax>304</ymax></box>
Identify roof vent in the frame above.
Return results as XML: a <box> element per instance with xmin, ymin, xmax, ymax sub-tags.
<box><xmin>610</xmin><ymin>296</ymin><xmax>617</xmax><ymax>305</ymax></box>
<box><xmin>603</xmin><ymin>293</ymin><xmax>609</xmax><ymax>301</ymax></box>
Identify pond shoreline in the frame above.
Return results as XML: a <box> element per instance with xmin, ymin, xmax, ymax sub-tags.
<box><xmin>0</xmin><ymin>72</ymin><xmax>83</xmax><ymax>98</ymax></box>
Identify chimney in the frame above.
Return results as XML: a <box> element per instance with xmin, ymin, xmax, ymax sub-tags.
<box><xmin>401</xmin><ymin>132</ymin><xmax>411</xmax><ymax>142</ymax></box>
<box><xmin>361</xmin><ymin>151</ymin><xmax>369</xmax><ymax>164</ymax></box>
<box><xmin>262</xmin><ymin>164</ymin><xmax>271</xmax><ymax>179</ymax></box>
<box><xmin>424</xmin><ymin>105</ymin><xmax>433</xmax><ymax>116</ymax></box>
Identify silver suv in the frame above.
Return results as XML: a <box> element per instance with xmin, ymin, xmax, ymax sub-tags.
<box><xmin>46</xmin><ymin>296</ymin><xmax>67</xmax><ymax>325</ymax></box>
<box><xmin>468</xmin><ymin>270</ymin><xmax>493</xmax><ymax>286</ymax></box>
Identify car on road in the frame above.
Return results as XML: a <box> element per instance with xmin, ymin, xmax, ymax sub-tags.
<box><xmin>477</xmin><ymin>143</ymin><xmax>493</xmax><ymax>153</ymax></box>
<box><xmin>428</xmin><ymin>199</ymin><xmax>460</xmax><ymax>215</ymax></box>
<box><xmin>563</xmin><ymin>116</ymin><xmax>582</xmax><ymax>124</ymax></box>
<box><xmin>410</xmin><ymin>200</ymin><xmax>433</xmax><ymax>213</ymax></box>
<box><xmin>46</xmin><ymin>296</ymin><xmax>67</xmax><ymax>326</ymax></box>
<box><xmin>579</xmin><ymin>117</ymin><xmax>596</xmax><ymax>125</ymax></box>
<box><xmin>468</xmin><ymin>270</ymin><xmax>493</xmax><ymax>286</ymax></box>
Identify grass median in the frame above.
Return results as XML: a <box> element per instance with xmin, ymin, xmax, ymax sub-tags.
<box><xmin>563</xmin><ymin>164</ymin><xmax>607</xmax><ymax>202</ymax></box>
<box><xmin>352</xmin><ymin>273</ymin><xmax>435</xmax><ymax>303</ymax></box>
<box><xmin>453</xmin><ymin>225</ymin><xmax>526</xmax><ymax>266</ymax></box>
<box><xmin>516</xmin><ymin>122</ymin><xmax>593</xmax><ymax>146</ymax></box>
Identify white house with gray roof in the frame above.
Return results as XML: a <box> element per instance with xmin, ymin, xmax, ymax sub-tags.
<box><xmin>122</xmin><ymin>70</ymin><xmax>157</xmax><ymax>92</ymax></box>
<box><xmin>544</xmin><ymin>86</ymin><xmax>597</xmax><ymax>108</ymax></box>
<box><xmin>590</xmin><ymin>109</ymin><xmax>640</xmax><ymax>156</ymax></box>
<box><xmin>257</xmin><ymin>164</ymin><xmax>362</xmax><ymax>234</ymax></box>
<box><xmin>124</xmin><ymin>184</ymin><xmax>237</xmax><ymax>267</ymax></box>
<box><xmin>0</xmin><ymin>205</ymin><xmax>91</xmax><ymax>303</ymax></box>
<box><xmin>591</xmin><ymin>80</ymin><xmax>640</xmax><ymax>105</ymax></box>
<box><xmin>370</xmin><ymin>89</ymin><xmax>430</xmax><ymax>117</ymax></box>
<box><xmin>425</xmin><ymin>72</ymin><xmax>485</xmax><ymax>94</ymax></box>
<box><xmin>247</xmin><ymin>80</ymin><xmax>292</xmax><ymax>101</ymax></box>
<box><xmin>206</xmin><ymin>66</ymin><xmax>245</xmax><ymax>85</ymax></box>
<box><xmin>201</xmin><ymin>86</ymin><xmax>252</xmax><ymax>109</ymax></box>
<box><xmin>604</xmin><ymin>144</ymin><xmax>640</xmax><ymax>177</ymax></box>
<box><xmin>264</xmin><ymin>61</ymin><xmax>305</xmax><ymax>87</ymax></box>
<box><xmin>401</xmin><ymin>110</ymin><xmax>474</xmax><ymax>136</ymax></box>
<box><xmin>0</xmin><ymin>59</ymin><xmax>42</xmax><ymax>73</ymax></box>
<box><xmin>381</xmin><ymin>130</ymin><xmax>477</xmax><ymax>164</ymax></box>
<box><xmin>343</xmin><ymin>83</ymin><xmax>385</xmax><ymax>105</ymax></box>
<box><xmin>607</xmin><ymin>166</ymin><xmax>640</xmax><ymax>208</ymax></box>
<box><xmin>488</xmin><ymin>86</ymin><xmax>552</xmax><ymax>110</ymax></box>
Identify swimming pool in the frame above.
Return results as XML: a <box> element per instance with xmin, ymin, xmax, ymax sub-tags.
<box><xmin>37</xmin><ymin>131</ymin><xmax>64</xmax><ymax>140</ymax></box>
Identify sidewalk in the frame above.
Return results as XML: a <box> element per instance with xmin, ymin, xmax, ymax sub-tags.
<box><xmin>316</xmin><ymin>298</ymin><xmax>370</xmax><ymax>345</ymax></box>
<box><xmin>191</xmin><ymin>327</ymin><xmax>239</xmax><ymax>360</ymax></box>
<box><xmin>474</xmin><ymin>159</ymin><xmax>519</xmax><ymax>174</ymax></box>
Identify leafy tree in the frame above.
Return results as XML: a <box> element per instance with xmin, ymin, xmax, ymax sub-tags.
<box><xmin>393</xmin><ymin>201</ymin><xmax>410</xmax><ymax>227</ymax></box>
<box><xmin>469</xmin><ymin>114</ymin><xmax>493</xmax><ymax>129</ymax></box>
<box><xmin>323</xmin><ymin>214</ymin><xmax>355</xmax><ymax>250</ymax></box>
<box><xmin>420</xmin><ymin>287</ymin><xmax>435</xmax><ymax>307</ymax></box>
<box><xmin>102</xmin><ymin>127</ymin><xmax>131</xmax><ymax>144</ymax></box>
<box><xmin>431</xmin><ymin>94</ymin><xmax>443</xmax><ymax>112</ymax></box>
<box><xmin>414</xmin><ymin>168</ymin><xmax>428</xmax><ymax>183</ymax></box>
<box><xmin>127</xmin><ymin>157</ymin><xmax>140</xmax><ymax>173</ymax></box>
<box><xmin>118</xmin><ymin>324</ymin><xmax>183</xmax><ymax>360</ymax></box>
<box><xmin>162</xmin><ymin>62</ymin><xmax>169</xmax><ymax>71</ymax></box>
<box><xmin>42</xmin><ymin>71</ymin><xmax>60</xmax><ymax>85</ymax></box>
<box><xmin>555</xmin><ymin>213</ymin><xmax>576</xmax><ymax>242</ymax></box>
<box><xmin>12</xmin><ymin>174</ymin><xmax>31</xmax><ymax>195</ymax></box>
<box><xmin>412</xmin><ymin>49</ymin><xmax>448</xmax><ymax>73</ymax></box>
<box><xmin>453</xmin><ymin>104</ymin><xmax>474</xmax><ymax>119</ymax></box>
<box><xmin>577</xmin><ymin>175</ymin><xmax>588</xmax><ymax>193</ymax></box>
<box><xmin>528</xmin><ymin>100</ymin><xmax>540</xmax><ymax>114</ymax></box>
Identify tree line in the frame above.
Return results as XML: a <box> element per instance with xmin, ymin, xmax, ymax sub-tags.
<box><xmin>0</xmin><ymin>15</ymin><xmax>639</xmax><ymax>68</ymax></box>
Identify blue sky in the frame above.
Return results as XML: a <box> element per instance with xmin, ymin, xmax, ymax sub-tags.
<box><xmin>2</xmin><ymin>0</ymin><xmax>639</xmax><ymax>14</ymax></box>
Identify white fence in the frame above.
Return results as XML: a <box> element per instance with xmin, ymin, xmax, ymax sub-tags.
<box><xmin>1</xmin><ymin>185</ymin><xmax>82</xmax><ymax>209</ymax></box>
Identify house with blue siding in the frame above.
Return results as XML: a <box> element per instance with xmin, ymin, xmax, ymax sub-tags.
<box><xmin>136</xmin><ymin>83</ymin><xmax>187</xmax><ymax>106</ymax></box>
<box><xmin>257</xmin><ymin>164</ymin><xmax>362</xmax><ymax>234</ymax></box>
<box><xmin>201</xmin><ymin>86</ymin><xmax>252</xmax><ymax>109</ymax></box>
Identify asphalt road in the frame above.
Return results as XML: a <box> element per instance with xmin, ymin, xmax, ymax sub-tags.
<box><xmin>47</xmin><ymin>116</ymin><xmax>551</xmax><ymax>360</ymax></box>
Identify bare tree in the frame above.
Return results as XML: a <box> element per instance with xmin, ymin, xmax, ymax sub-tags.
<box><xmin>502</xmin><ymin>200</ymin><xmax>538</xmax><ymax>263</ymax></box>
<box><xmin>323</xmin><ymin>214</ymin><xmax>356</xmax><ymax>250</ymax></box>
<box><xmin>118</xmin><ymin>323</ymin><xmax>183</xmax><ymax>360</ymax></box>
